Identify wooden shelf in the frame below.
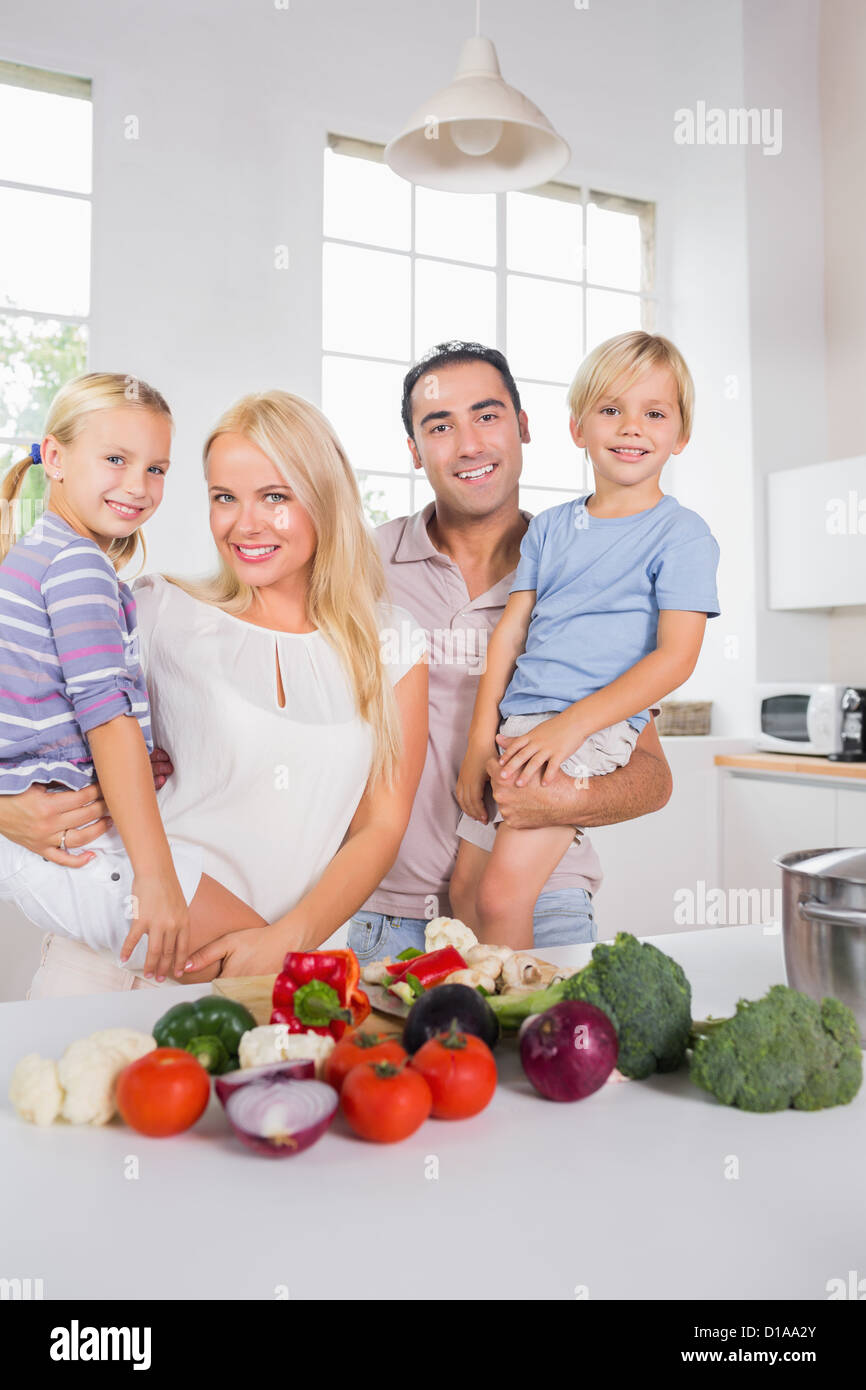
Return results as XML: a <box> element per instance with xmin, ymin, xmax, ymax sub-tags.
<box><xmin>715</xmin><ymin>752</ymin><xmax>866</xmax><ymax>780</ymax></box>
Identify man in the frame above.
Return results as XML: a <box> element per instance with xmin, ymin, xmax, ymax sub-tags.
<box><xmin>347</xmin><ymin>341</ymin><xmax>672</xmax><ymax>962</ymax></box>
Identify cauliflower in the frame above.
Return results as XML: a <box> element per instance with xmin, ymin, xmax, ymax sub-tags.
<box><xmin>10</xmin><ymin>1029</ymin><xmax>156</xmax><ymax>1127</ymax></box>
<box><xmin>424</xmin><ymin>916</ymin><xmax>478</xmax><ymax>956</ymax></box>
<box><xmin>9</xmin><ymin>1054</ymin><xmax>64</xmax><ymax>1127</ymax></box>
<box><xmin>57</xmin><ymin>1029</ymin><xmax>156</xmax><ymax>1126</ymax></box>
<box><xmin>238</xmin><ymin>1025</ymin><xmax>335</xmax><ymax>1078</ymax></box>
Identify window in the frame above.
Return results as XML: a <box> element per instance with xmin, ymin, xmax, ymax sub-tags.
<box><xmin>322</xmin><ymin>134</ymin><xmax>656</xmax><ymax>523</ymax></box>
<box><xmin>0</xmin><ymin>60</ymin><xmax>92</xmax><ymax>511</ymax></box>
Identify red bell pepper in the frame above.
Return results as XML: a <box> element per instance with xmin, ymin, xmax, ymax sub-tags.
<box><xmin>270</xmin><ymin>950</ymin><xmax>370</xmax><ymax>1040</ymax></box>
<box><xmin>384</xmin><ymin>946</ymin><xmax>467</xmax><ymax>993</ymax></box>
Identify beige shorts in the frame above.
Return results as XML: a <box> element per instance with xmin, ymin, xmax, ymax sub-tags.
<box><xmin>27</xmin><ymin>932</ymin><xmax>181</xmax><ymax>1000</ymax></box>
<box><xmin>456</xmin><ymin>712</ymin><xmax>641</xmax><ymax>853</ymax></box>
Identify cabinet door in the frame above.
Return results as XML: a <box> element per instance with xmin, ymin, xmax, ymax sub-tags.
<box><xmin>836</xmin><ymin>786</ymin><xmax>866</xmax><ymax>846</ymax></box>
<box><xmin>722</xmin><ymin>774</ymin><xmax>836</xmax><ymax>894</ymax></box>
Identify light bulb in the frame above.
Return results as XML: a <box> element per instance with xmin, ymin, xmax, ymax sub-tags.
<box><xmin>450</xmin><ymin>118</ymin><xmax>503</xmax><ymax>157</ymax></box>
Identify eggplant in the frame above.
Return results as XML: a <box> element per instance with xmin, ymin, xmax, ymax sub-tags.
<box><xmin>403</xmin><ymin>983</ymin><xmax>499</xmax><ymax>1054</ymax></box>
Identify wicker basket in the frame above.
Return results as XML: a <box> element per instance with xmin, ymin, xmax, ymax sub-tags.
<box><xmin>655</xmin><ymin>700</ymin><xmax>712</xmax><ymax>736</ymax></box>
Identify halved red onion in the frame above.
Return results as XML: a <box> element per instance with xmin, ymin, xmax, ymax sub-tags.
<box><xmin>224</xmin><ymin>1078</ymin><xmax>337</xmax><ymax>1157</ymax></box>
<box><xmin>215</xmin><ymin>1060</ymin><xmax>314</xmax><ymax>1108</ymax></box>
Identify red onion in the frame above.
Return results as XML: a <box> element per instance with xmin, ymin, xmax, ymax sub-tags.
<box><xmin>224</xmin><ymin>1078</ymin><xmax>337</xmax><ymax>1156</ymax></box>
<box><xmin>520</xmin><ymin>1001</ymin><xmax>618</xmax><ymax>1102</ymax></box>
<box><xmin>214</xmin><ymin>1060</ymin><xmax>314</xmax><ymax>1108</ymax></box>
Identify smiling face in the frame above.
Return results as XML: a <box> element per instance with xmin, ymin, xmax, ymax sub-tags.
<box><xmin>570</xmin><ymin>364</ymin><xmax>688</xmax><ymax>492</ymax></box>
<box><xmin>407</xmin><ymin>360</ymin><xmax>529</xmax><ymax>521</ymax></box>
<box><xmin>206</xmin><ymin>432</ymin><xmax>318</xmax><ymax>592</ymax></box>
<box><xmin>43</xmin><ymin>407</ymin><xmax>171</xmax><ymax>545</ymax></box>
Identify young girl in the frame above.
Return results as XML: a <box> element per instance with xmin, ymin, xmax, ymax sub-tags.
<box><xmin>452</xmin><ymin>331</ymin><xmax>721</xmax><ymax>948</ymax></box>
<box><xmin>0</xmin><ymin>373</ymin><xmax>265</xmax><ymax>983</ymax></box>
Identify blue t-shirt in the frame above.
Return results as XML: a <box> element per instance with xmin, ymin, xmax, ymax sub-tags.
<box><xmin>502</xmin><ymin>493</ymin><xmax>720</xmax><ymax>731</ymax></box>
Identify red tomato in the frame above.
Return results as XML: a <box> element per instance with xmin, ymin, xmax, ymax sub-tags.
<box><xmin>324</xmin><ymin>1030</ymin><xmax>408</xmax><ymax>1094</ymax></box>
<box><xmin>340</xmin><ymin>1060</ymin><xmax>431</xmax><ymax>1143</ymax></box>
<box><xmin>115</xmin><ymin>1047</ymin><xmax>211</xmax><ymax>1137</ymax></box>
<box><xmin>410</xmin><ymin>1030</ymin><xmax>497</xmax><ymax>1119</ymax></box>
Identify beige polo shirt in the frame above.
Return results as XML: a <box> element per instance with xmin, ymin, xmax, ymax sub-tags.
<box><xmin>365</xmin><ymin>503</ymin><xmax>603</xmax><ymax>920</ymax></box>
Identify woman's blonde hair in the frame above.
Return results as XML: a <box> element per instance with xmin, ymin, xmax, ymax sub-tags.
<box><xmin>0</xmin><ymin>372</ymin><xmax>173</xmax><ymax>571</ymax></box>
<box><xmin>567</xmin><ymin>331</ymin><xmax>694</xmax><ymax>441</ymax></box>
<box><xmin>165</xmin><ymin>391</ymin><xmax>402</xmax><ymax>787</ymax></box>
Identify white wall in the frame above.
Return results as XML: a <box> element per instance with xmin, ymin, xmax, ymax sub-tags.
<box><xmin>821</xmin><ymin>0</ymin><xmax>866</xmax><ymax>680</ymax></box>
<box><xmin>742</xmin><ymin>0</ymin><xmax>831</xmax><ymax>684</ymax></box>
<box><xmin>661</xmin><ymin>0</ymin><xmax>757</xmax><ymax>735</ymax></box>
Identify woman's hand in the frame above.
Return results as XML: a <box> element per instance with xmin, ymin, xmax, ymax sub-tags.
<box><xmin>0</xmin><ymin>748</ymin><xmax>173</xmax><ymax>867</ymax></box>
<box><xmin>183</xmin><ymin>924</ymin><xmax>290</xmax><ymax>979</ymax></box>
<box><xmin>150</xmin><ymin>746</ymin><xmax>174</xmax><ymax>791</ymax></box>
<box><xmin>0</xmin><ymin>783</ymin><xmax>111</xmax><ymax>866</ymax></box>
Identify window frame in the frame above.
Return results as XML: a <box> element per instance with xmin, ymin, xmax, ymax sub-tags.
<box><xmin>322</xmin><ymin>133</ymin><xmax>657</xmax><ymax>515</ymax></box>
<box><xmin>0</xmin><ymin>59</ymin><xmax>92</xmax><ymax>461</ymax></box>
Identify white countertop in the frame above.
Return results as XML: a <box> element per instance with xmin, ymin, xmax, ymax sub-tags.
<box><xmin>1</xmin><ymin>925</ymin><xmax>863</xmax><ymax>1301</ymax></box>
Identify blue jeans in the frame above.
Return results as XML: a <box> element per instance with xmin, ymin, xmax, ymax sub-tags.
<box><xmin>347</xmin><ymin>888</ymin><xmax>596</xmax><ymax>964</ymax></box>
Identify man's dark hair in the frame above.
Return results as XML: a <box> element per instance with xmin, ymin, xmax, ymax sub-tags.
<box><xmin>401</xmin><ymin>341</ymin><xmax>522</xmax><ymax>440</ymax></box>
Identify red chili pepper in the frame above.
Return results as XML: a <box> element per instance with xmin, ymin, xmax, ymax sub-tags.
<box><xmin>270</xmin><ymin>950</ymin><xmax>369</xmax><ymax>1040</ymax></box>
<box><xmin>384</xmin><ymin>947</ymin><xmax>467</xmax><ymax>992</ymax></box>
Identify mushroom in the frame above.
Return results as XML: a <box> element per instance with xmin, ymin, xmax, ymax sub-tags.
<box><xmin>500</xmin><ymin>953</ymin><xmax>556</xmax><ymax>990</ymax></box>
<box><xmin>443</xmin><ymin>968</ymin><xmax>498</xmax><ymax>994</ymax></box>
<box><xmin>465</xmin><ymin>944</ymin><xmax>512</xmax><ymax>972</ymax></box>
<box><xmin>463</xmin><ymin>946</ymin><xmax>505</xmax><ymax>981</ymax></box>
<box><xmin>360</xmin><ymin>959</ymin><xmax>396</xmax><ymax>984</ymax></box>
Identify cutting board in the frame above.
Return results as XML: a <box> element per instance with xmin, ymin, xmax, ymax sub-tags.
<box><xmin>211</xmin><ymin>975</ymin><xmax>406</xmax><ymax>1037</ymax></box>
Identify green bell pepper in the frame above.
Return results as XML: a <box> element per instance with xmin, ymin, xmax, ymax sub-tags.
<box><xmin>153</xmin><ymin>996</ymin><xmax>256</xmax><ymax>1072</ymax></box>
<box><xmin>186</xmin><ymin>1034</ymin><xmax>231</xmax><ymax>1075</ymax></box>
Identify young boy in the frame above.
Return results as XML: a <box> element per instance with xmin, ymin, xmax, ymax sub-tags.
<box><xmin>451</xmin><ymin>331</ymin><xmax>720</xmax><ymax>947</ymax></box>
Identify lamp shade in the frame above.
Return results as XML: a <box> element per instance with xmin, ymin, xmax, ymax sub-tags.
<box><xmin>384</xmin><ymin>36</ymin><xmax>570</xmax><ymax>193</ymax></box>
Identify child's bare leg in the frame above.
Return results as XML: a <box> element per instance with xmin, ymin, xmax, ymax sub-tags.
<box><xmin>182</xmin><ymin>874</ymin><xmax>267</xmax><ymax>984</ymax></box>
<box><xmin>449</xmin><ymin>839</ymin><xmax>491</xmax><ymax>935</ymax></box>
<box><xmin>476</xmin><ymin>822</ymin><xmax>577</xmax><ymax>950</ymax></box>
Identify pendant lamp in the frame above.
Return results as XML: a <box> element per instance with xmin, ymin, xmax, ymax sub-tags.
<box><xmin>384</xmin><ymin>33</ymin><xmax>570</xmax><ymax>193</ymax></box>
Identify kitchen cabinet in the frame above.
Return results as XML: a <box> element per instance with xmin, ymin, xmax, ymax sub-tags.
<box><xmin>721</xmin><ymin>773</ymin><xmax>836</xmax><ymax>894</ymax></box>
<box><xmin>767</xmin><ymin>454</ymin><xmax>866</xmax><ymax>608</ymax></box>
<box><xmin>837</xmin><ymin>785</ymin><xmax>866</xmax><ymax>845</ymax></box>
<box><xmin>719</xmin><ymin>766</ymin><xmax>866</xmax><ymax>900</ymax></box>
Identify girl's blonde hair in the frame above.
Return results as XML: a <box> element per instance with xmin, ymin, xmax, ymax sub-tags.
<box><xmin>567</xmin><ymin>331</ymin><xmax>694</xmax><ymax>441</ymax></box>
<box><xmin>0</xmin><ymin>372</ymin><xmax>173</xmax><ymax>571</ymax></box>
<box><xmin>165</xmin><ymin>391</ymin><xmax>402</xmax><ymax>787</ymax></box>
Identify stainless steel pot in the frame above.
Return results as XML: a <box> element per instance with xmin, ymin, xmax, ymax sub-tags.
<box><xmin>775</xmin><ymin>848</ymin><xmax>866</xmax><ymax>1044</ymax></box>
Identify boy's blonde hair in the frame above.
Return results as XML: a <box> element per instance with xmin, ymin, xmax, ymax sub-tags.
<box><xmin>567</xmin><ymin>331</ymin><xmax>694</xmax><ymax>441</ymax></box>
<box><xmin>0</xmin><ymin>372</ymin><xmax>173</xmax><ymax>571</ymax></box>
<box><xmin>165</xmin><ymin>390</ymin><xmax>402</xmax><ymax>788</ymax></box>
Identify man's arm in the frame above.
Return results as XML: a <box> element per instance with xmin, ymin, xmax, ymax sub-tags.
<box><xmin>486</xmin><ymin>717</ymin><xmax>672</xmax><ymax>831</ymax></box>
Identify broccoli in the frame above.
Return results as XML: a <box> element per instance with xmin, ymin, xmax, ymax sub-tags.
<box><xmin>488</xmin><ymin>931</ymin><xmax>693</xmax><ymax>1079</ymax></box>
<box><xmin>688</xmin><ymin>984</ymin><xmax>863</xmax><ymax>1112</ymax></box>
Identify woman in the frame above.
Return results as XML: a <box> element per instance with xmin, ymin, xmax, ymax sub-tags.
<box><xmin>5</xmin><ymin>390</ymin><xmax>427</xmax><ymax>995</ymax></box>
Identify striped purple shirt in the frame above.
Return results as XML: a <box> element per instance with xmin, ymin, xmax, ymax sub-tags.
<box><xmin>0</xmin><ymin>509</ymin><xmax>152</xmax><ymax>793</ymax></box>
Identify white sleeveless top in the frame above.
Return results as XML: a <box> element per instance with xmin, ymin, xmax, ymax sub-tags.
<box><xmin>132</xmin><ymin>574</ymin><xmax>425</xmax><ymax>925</ymax></box>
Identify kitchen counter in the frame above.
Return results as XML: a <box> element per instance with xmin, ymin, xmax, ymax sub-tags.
<box><xmin>715</xmin><ymin>752</ymin><xmax>866</xmax><ymax>780</ymax></box>
<box><xmin>1</xmin><ymin>925</ymin><xmax>863</xmax><ymax>1301</ymax></box>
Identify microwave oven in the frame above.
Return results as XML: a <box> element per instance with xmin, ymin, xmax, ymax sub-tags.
<box><xmin>757</xmin><ymin>683</ymin><xmax>866</xmax><ymax>760</ymax></box>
